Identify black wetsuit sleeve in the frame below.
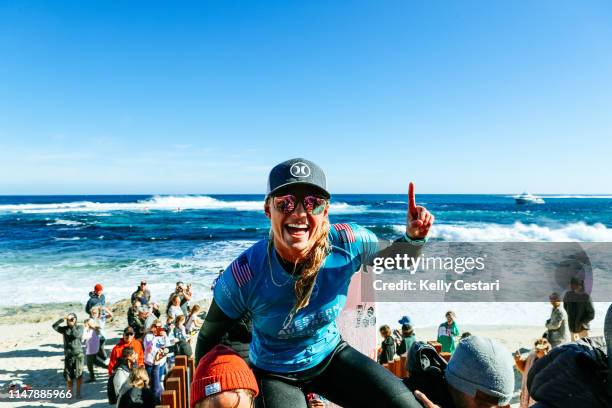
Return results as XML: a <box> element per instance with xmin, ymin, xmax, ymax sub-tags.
<box><xmin>194</xmin><ymin>299</ymin><xmax>238</xmax><ymax>366</ymax></box>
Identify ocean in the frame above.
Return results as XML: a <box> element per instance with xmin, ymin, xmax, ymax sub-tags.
<box><xmin>1</xmin><ymin>194</ymin><xmax>611</xmax><ymax>328</ymax></box>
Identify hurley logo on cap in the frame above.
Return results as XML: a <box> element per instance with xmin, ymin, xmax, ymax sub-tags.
<box><xmin>290</xmin><ymin>162</ymin><xmax>310</xmax><ymax>178</ymax></box>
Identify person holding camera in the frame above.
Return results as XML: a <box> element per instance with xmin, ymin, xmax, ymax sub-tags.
<box><xmin>167</xmin><ymin>281</ymin><xmax>191</xmax><ymax>315</ymax></box>
<box><xmin>143</xmin><ymin>319</ymin><xmax>168</xmax><ymax>403</ymax></box>
<box><xmin>52</xmin><ymin>312</ymin><xmax>84</xmax><ymax>399</ymax></box>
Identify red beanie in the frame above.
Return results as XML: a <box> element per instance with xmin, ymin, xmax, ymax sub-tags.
<box><xmin>190</xmin><ymin>345</ymin><xmax>258</xmax><ymax>408</ymax></box>
<box><xmin>94</xmin><ymin>283</ymin><xmax>103</xmax><ymax>292</ymax></box>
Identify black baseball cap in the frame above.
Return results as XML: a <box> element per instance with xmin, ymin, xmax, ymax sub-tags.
<box><xmin>266</xmin><ymin>158</ymin><xmax>330</xmax><ymax>199</ymax></box>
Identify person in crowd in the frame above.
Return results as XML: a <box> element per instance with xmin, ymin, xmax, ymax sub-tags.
<box><xmin>185</xmin><ymin>283</ymin><xmax>194</xmax><ymax>310</ymax></box>
<box><xmin>117</xmin><ymin>367</ymin><xmax>156</xmax><ymax>408</ymax></box>
<box><xmin>514</xmin><ymin>338</ymin><xmax>551</xmax><ymax>407</ymax></box>
<box><xmin>185</xmin><ymin>303</ymin><xmax>203</xmax><ymax>336</ymax></box>
<box><xmin>82</xmin><ymin>317</ymin><xmax>101</xmax><ymax>382</ymax></box>
<box><xmin>89</xmin><ymin>305</ymin><xmax>109</xmax><ymax>367</ymax></box>
<box><xmin>109</xmin><ymin>326</ymin><xmax>144</xmax><ymax>375</ymax></box>
<box><xmin>113</xmin><ymin>347</ymin><xmax>138</xmax><ymax>398</ymax></box>
<box><xmin>545</xmin><ymin>292</ymin><xmax>570</xmax><ymax>348</ymax></box>
<box><xmin>130</xmin><ymin>305</ymin><xmax>149</xmax><ymax>340</ymax></box>
<box><xmin>132</xmin><ymin>281</ymin><xmax>151</xmax><ymax>304</ymax></box>
<box><xmin>437</xmin><ymin>311</ymin><xmax>460</xmax><ymax>354</ymax></box>
<box><xmin>396</xmin><ymin>316</ymin><xmax>416</xmax><ymax>357</ymax></box>
<box><xmin>86</xmin><ymin>283</ymin><xmax>112</xmax><ymax>317</ymax></box>
<box><xmin>143</xmin><ymin>319</ymin><xmax>167</xmax><ymax>403</ymax></box>
<box><xmin>174</xmin><ymin>315</ymin><xmax>193</xmax><ymax>357</ymax></box>
<box><xmin>563</xmin><ymin>277</ymin><xmax>595</xmax><ymax>341</ymax></box>
<box><xmin>128</xmin><ymin>300</ymin><xmax>141</xmax><ymax>329</ymax></box>
<box><xmin>378</xmin><ymin>325</ymin><xmax>397</xmax><ymax>365</ymax></box>
<box><xmin>195</xmin><ymin>158</ymin><xmax>433</xmax><ymax>407</ymax></box>
<box><xmin>52</xmin><ymin>313</ymin><xmax>84</xmax><ymax>399</ymax></box>
<box><xmin>167</xmin><ymin>294</ymin><xmax>185</xmax><ymax>320</ymax></box>
<box><xmin>414</xmin><ymin>336</ymin><xmax>515</xmax><ymax>408</ymax></box>
<box><xmin>190</xmin><ymin>344</ymin><xmax>259</xmax><ymax>408</ymax></box>
<box><xmin>167</xmin><ymin>281</ymin><xmax>191</xmax><ymax>315</ymax></box>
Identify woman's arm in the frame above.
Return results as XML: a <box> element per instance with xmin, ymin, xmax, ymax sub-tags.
<box><xmin>194</xmin><ymin>299</ymin><xmax>238</xmax><ymax>366</ymax></box>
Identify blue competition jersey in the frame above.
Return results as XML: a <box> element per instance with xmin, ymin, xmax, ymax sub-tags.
<box><xmin>214</xmin><ymin>223</ymin><xmax>379</xmax><ymax>373</ymax></box>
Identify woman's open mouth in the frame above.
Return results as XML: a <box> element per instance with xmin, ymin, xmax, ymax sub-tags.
<box><xmin>285</xmin><ymin>223</ymin><xmax>310</xmax><ymax>238</ymax></box>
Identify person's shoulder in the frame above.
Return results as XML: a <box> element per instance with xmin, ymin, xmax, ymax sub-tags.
<box><xmin>329</xmin><ymin>222</ymin><xmax>376</xmax><ymax>246</ymax></box>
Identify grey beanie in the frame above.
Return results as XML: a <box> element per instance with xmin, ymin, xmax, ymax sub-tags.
<box><xmin>445</xmin><ymin>335</ymin><xmax>515</xmax><ymax>406</ymax></box>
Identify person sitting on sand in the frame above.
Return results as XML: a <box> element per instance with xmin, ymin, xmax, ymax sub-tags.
<box><xmin>190</xmin><ymin>344</ymin><xmax>259</xmax><ymax>408</ymax></box>
<box><xmin>82</xmin><ymin>318</ymin><xmax>101</xmax><ymax>383</ymax></box>
<box><xmin>109</xmin><ymin>326</ymin><xmax>144</xmax><ymax>375</ymax></box>
<box><xmin>437</xmin><ymin>311</ymin><xmax>460</xmax><ymax>354</ymax></box>
<box><xmin>52</xmin><ymin>313</ymin><xmax>84</xmax><ymax>399</ymax></box>
<box><xmin>114</xmin><ymin>347</ymin><xmax>139</xmax><ymax>399</ymax></box>
<box><xmin>117</xmin><ymin>367</ymin><xmax>156</xmax><ymax>408</ymax></box>
<box><xmin>195</xmin><ymin>158</ymin><xmax>433</xmax><ymax>407</ymax></box>
<box><xmin>514</xmin><ymin>338</ymin><xmax>551</xmax><ymax>408</ymax></box>
<box><xmin>545</xmin><ymin>292</ymin><xmax>570</xmax><ymax>348</ymax></box>
<box><xmin>413</xmin><ymin>336</ymin><xmax>515</xmax><ymax>408</ymax></box>
<box><xmin>378</xmin><ymin>324</ymin><xmax>397</xmax><ymax>365</ymax></box>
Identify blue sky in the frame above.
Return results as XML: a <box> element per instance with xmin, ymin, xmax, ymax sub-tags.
<box><xmin>1</xmin><ymin>1</ymin><xmax>611</xmax><ymax>194</ymax></box>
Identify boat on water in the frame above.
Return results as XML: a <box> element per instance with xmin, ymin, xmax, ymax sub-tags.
<box><xmin>514</xmin><ymin>192</ymin><xmax>545</xmax><ymax>204</ymax></box>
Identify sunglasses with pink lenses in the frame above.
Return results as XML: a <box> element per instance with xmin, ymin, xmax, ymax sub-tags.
<box><xmin>272</xmin><ymin>195</ymin><xmax>327</xmax><ymax>215</ymax></box>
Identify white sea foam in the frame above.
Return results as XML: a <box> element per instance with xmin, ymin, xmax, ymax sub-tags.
<box><xmin>0</xmin><ymin>196</ymin><xmax>367</xmax><ymax>214</ymax></box>
<box><xmin>0</xmin><ymin>240</ymin><xmax>256</xmax><ymax>306</ymax></box>
<box><xmin>392</xmin><ymin>221</ymin><xmax>612</xmax><ymax>242</ymax></box>
<box><xmin>46</xmin><ymin>219</ymin><xmax>84</xmax><ymax>226</ymax></box>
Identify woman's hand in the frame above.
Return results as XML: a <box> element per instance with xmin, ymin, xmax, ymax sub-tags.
<box><xmin>407</xmin><ymin>182</ymin><xmax>434</xmax><ymax>239</ymax></box>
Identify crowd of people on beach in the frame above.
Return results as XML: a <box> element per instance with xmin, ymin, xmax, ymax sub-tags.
<box><xmin>52</xmin><ymin>280</ymin><xmax>205</xmax><ymax>406</ymax></box>
<box><xmin>50</xmin><ymin>158</ymin><xmax>610</xmax><ymax>408</ymax></box>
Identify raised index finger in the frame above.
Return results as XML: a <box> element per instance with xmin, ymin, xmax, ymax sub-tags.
<box><xmin>408</xmin><ymin>182</ymin><xmax>417</xmax><ymax>218</ymax></box>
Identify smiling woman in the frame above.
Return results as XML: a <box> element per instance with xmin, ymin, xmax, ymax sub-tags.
<box><xmin>195</xmin><ymin>158</ymin><xmax>434</xmax><ymax>408</ymax></box>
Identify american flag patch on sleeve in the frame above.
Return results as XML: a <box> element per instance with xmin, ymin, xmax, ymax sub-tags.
<box><xmin>231</xmin><ymin>255</ymin><xmax>253</xmax><ymax>287</ymax></box>
<box><xmin>333</xmin><ymin>223</ymin><xmax>356</xmax><ymax>243</ymax></box>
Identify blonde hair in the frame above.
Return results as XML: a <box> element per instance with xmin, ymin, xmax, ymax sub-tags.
<box><xmin>128</xmin><ymin>367</ymin><xmax>150</xmax><ymax>388</ymax></box>
<box><xmin>266</xmin><ymin>197</ymin><xmax>331</xmax><ymax>314</ymax></box>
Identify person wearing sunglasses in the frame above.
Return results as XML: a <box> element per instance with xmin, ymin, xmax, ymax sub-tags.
<box><xmin>195</xmin><ymin>158</ymin><xmax>434</xmax><ymax>408</ymax></box>
<box><xmin>108</xmin><ymin>326</ymin><xmax>144</xmax><ymax>375</ymax></box>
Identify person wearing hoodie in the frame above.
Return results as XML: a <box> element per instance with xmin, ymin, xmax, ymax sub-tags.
<box><xmin>114</xmin><ymin>347</ymin><xmax>138</xmax><ymax>399</ymax></box>
<box><xmin>109</xmin><ymin>326</ymin><xmax>145</xmax><ymax>375</ymax></box>
<box><xmin>545</xmin><ymin>292</ymin><xmax>570</xmax><ymax>348</ymax></box>
<box><xmin>85</xmin><ymin>283</ymin><xmax>109</xmax><ymax>315</ymax></box>
<box><xmin>117</xmin><ymin>367</ymin><xmax>155</xmax><ymax>408</ymax></box>
<box><xmin>53</xmin><ymin>313</ymin><xmax>84</xmax><ymax>399</ymax></box>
